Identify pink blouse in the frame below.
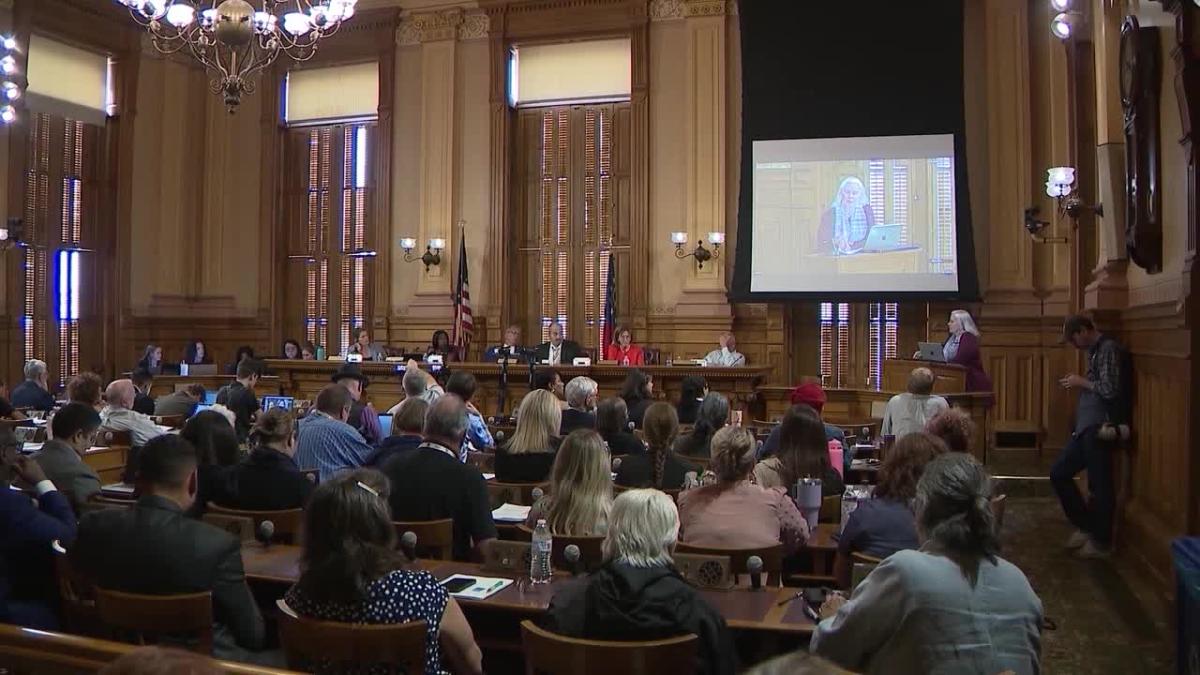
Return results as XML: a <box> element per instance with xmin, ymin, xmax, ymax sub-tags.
<box><xmin>676</xmin><ymin>481</ymin><xmax>809</xmax><ymax>554</ymax></box>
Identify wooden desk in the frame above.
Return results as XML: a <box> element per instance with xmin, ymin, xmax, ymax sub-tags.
<box><xmin>804</xmin><ymin>246</ymin><xmax>923</xmax><ymax>274</ymax></box>
<box><xmin>241</xmin><ymin>544</ymin><xmax>815</xmax><ymax>636</ymax></box>
<box><xmin>261</xmin><ymin>360</ymin><xmax>772</xmax><ymax>418</ymax></box>
<box><xmin>82</xmin><ymin>446</ymin><xmax>128</xmax><ymax>485</ymax></box>
<box><xmin>881</xmin><ymin>358</ymin><xmax>966</xmax><ymax>393</ymax></box>
<box><xmin>147</xmin><ymin>375</ymin><xmax>283</xmax><ymax>399</ymax></box>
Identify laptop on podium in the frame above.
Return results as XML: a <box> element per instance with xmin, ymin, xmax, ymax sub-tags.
<box><xmin>862</xmin><ymin>224</ymin><xmax>906</xmax><ymax>252</ymax></box>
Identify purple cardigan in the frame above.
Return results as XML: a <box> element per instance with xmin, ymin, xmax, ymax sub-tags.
<box><xmin>946</xmin><ymin>331</ymin><xmax>993</xmax><ymax>392</ymax></box>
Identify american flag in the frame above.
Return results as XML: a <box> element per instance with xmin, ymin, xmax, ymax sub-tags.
<box><xmin>452</xmin><ymin>230</ymin><xmax>473</xmax><ymax>359</ymax></box>
<box><xmin>601</xmin><ymin>252</ymin><xmax>616</xmax><ymax>348</ymax></box>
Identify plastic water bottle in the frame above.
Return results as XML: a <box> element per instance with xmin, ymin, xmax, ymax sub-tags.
<box><xmin>530</xmin><ymin>519</ymin><xmax>553</xmax><ymax>584</ymax></box>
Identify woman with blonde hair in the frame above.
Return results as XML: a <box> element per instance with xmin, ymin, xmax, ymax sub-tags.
<box><xmin>495</xmin><ymin>389</ymin><xmax>562</xmax><ymax>482</ymax></box>
<box><xmin>678</xmin><ymin>426</ymin><xmax>808</xmax><ymax>554</ymax></box>
<box><xmin>526</xmin><ymin>429</ymin><xmax>613</xmax><ymax>535</ymax></box>
<box><xmin>917</xmin><ymin>309</ymin><xmax>992</xmax><ymax>392</ymax></box>
<box><xmin>819</xmin><ymin>176</ymin><xmax>876</xmax><ymax>254</ymax></box>
<box><xmin>614</xmin><ymin>402</ymin><xmax>699</xmax><ymax>490</ymax></box>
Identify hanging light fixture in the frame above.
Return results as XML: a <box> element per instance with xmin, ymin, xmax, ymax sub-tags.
<box><xmin>112</xmin><ymin>0</ymin><xmax>357</xmax><ymax>112</ymax></box>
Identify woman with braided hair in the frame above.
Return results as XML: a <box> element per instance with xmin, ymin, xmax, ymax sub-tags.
<box><xmin>812</xmin><ymin>453</ymin><xmax>1043</xmax><ymax>674</ymax></box>
<box><xmin>614</xmin><ymin>403</ymin><xmax>699</xmax><ymax>491</ymax></box>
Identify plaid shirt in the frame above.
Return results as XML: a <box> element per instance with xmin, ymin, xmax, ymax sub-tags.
<box><xmin>294</xmin><ymin>411</ymin><xmax>374</xmax><ymax>482</ymax></box>
<box><xmin>1087</xmin><ymin>336</ymin><xmax>1121</xmax><ymax>401</ymax></box>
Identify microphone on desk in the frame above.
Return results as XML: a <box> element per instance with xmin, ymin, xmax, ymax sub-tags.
<box><xmin>531</xmin><ymin>487</ymin><xmax>544</xmax><ymax>502</ymax></box>
<box><xmin>400</xmin><ymin>531</ymin><xmax>418</xmax><ymax>560</ymax></box>
<box><xmin>256</xmin><ymin>520</ymin><xmax>275</xmax><ymax>549</ymax></box>
<box><xmin>611</xmin><ymin>457</ymin><xmax>622</xmax><ymax>473</ymax></box>
<box><xmin>564</xmin><ymin>544</ymin><xmax>582</xmax><ymax>576</ymax></box>
<box><xmin>627</xmin><ymin>421</ymin><xmax>635</xmax><ymax>432</ymax></box>
<box><xmin>747</xmin><ymin>555</ymin><xmax>763</xmax><ymax>590</ymax></box>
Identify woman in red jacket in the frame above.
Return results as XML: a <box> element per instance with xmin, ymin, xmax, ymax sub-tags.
<box><xmin>604</xmin><ymin>326</ymin><xmax>645</xmax><ymax>366</ymax></box>
<box><xmin>941</xmin><ymin>310</ymin><xmax>993</xmax><ymax>392</ymax></box>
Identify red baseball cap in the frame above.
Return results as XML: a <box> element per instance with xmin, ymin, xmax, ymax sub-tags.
<box><xmin>789</xmin><ymin>382</ymin><xmax>826</xmax><ymax>413</ymax></box>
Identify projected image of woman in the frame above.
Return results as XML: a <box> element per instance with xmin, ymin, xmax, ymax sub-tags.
<box><xmin>819</xmin><ymin>177</ymin><xmax>876</xmax><ymax>255</ymax></box>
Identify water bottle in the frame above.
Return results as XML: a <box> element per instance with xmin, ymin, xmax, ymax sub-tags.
<box><xmin>315</xmin><ymin>345</ymin><xmax>326</xmax><ymax>361</ymax></box>
<box><xmin>530</xmin><ymin>519</ymin><xmax>553</xmax><ymax>584</ymax></box>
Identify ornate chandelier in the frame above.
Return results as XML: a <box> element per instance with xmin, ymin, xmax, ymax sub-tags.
<box><xmin>113</xmin><ymin>0</ymin><xmax>357</xmax><ymax>112</ymax></box>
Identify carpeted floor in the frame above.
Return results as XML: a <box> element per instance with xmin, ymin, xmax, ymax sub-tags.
<box><xmin>1000</xmin><ymin>496</ymin><xmax>1174</xmax><ymax>674</ymax></box>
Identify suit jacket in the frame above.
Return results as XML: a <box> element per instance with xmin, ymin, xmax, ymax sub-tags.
<box><xmin>945</xmin><ymin>331</ymin><xmax>993</xmax><ymax>393</ymax></box>
<box><xmin>154</xmin><ymin>391</ymin><xmax>198</xmax><ymax>418</ymax></box>
<box><xmin>0</xmin><ymin>484</ymin><xmax>76</xmax><ymax>629</ymax></box>
<box><xmin>532</xmin><ymin>340</ymin><xmax>585</xmax><ymax>365</ymax></box>
<box><xmin>483</xmin><ymin>345</ymin><xmax>529</xmax><ymax>363</ymax></box>
<box><xmin>133</xmin><ymin>392</ymin><xmax>155</xmax><ymax>416</ymax></box>
<box><xmin>72</xmin><ymin>495</ymin><xmax>265</xmax><ymax>652</ymax></box>
<box><xmin>34</xmin><ymin>440</ymin><xmax>102</xmax><ymax>510</ymax></box>
<box><xmin>10</xmin><ymin>381</ymin><xmax>55</xmax><ymax>412</ymax></box>
<box><xmin>559</xmin><ymin>408</ymin><xmax>596</xmax><ymax>436</ymax></box>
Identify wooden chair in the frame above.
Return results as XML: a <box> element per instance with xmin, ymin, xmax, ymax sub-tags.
<box><xmin>991</xmin><ymin>493</ymin><xmax>1008</xmax><ymax>534</ymax></box>
<box><xmin>466</xmin><ymin>450</ymin><xmax>496</xmax><ymax>473</ymax></box>
<box><xmin>94</xmin><ymin>429</ymin><xmax>133</xmax><ymax>448</ymax></box>
<box><xmin>482</xmin><ymin>540</ymin><xmax>532</xmax><ymax>575</ymax></box>
<box><xmin>819</xmin><ymin>494</ymin><xmax>842</xmax><ymax>524</ymax></box>
<box><xmin>149</xmin><ymin>414</ymin><xmax>184</xmax><ymax>429</ymax></box>
<box><xmin>486</xmin><ymin>481</ymin><xmax>547</xmax><ymax>509</ymax></box>
<box><xmin>206</xmin><ymin>504</ymin><xmax>303</xmax><ymax>543</ymax></box>
<box><xmin>94</xmin><ymin>588</ymin><xmax>213</xmax><ymax>654</ymax></box>
<box><xmin>521</xmin><ymin>620</ymin><xmax>698</xmax><ymax>675</ymax></box>
<box><xmin>392</xmin><ymin>518</ymin><xmax>455</xmax><ymax>560</ymax></box>
<box><xmin>201</xmin><ymin>512</ymin><xmax>255</xmax><ymax>542</ymax></box>
<box><xmin>52</xmin><ymin>542</ymin><xmax>100</xmax><ymax>636</ymax></box>
<box><xmin>276</xmin><ymin>598</ymin><xmax>427</xmax><ymax>674</ymax></box>
<box><xmin>552</xmin><ymin>533</ymin><xmax>605</xmax><ymax>573</ymax></box>
<box><xmin>849</xmin><ymin>551</ymin><xmax>883</xmax><ymax>590</ymax></box>
<box><xmin>674</xmin><ymin>542</ymin><xmax>785</xmax><ymax>586</ymax></box>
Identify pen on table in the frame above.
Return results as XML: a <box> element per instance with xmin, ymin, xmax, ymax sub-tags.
<box><xmin>485</xmin><ymin>580</ymin><xmax>506</xmax><ymax>592</ymax></box>
<box><xmin>776</xmin><ymin>590</ymin><xmax>803</xmax><ymax>607</ymax></box>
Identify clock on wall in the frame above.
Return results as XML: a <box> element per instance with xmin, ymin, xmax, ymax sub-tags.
<box><xmin>1120</xmin><ymin>15</ymin><xmax>1163</xmax><ymax>273</ymax></box>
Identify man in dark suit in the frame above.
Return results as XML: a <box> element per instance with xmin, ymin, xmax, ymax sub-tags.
<box><xmin>11</xmin><ymin>359</ymin><xmax>55</xmax><ymax>412</ymax></box>
<box><xmin>560</xmin><ymin>376</ymin><xmax>598</xmax><ymax>436</ymax></box>
<box><xmin>483</xmin><ymin>324</ymin><xmax>529</xmax><ymax>363</ymax></box>
<box><xmin>131</xmin><ymin>367</ymin><xmax>156</xmax><ymax>416</ymax></box>
<box><xmin>71</xmin><ymin>434</ymin><xmax>265</xmax><ymax>659</ymax></box>
<box><xmin>532</xmin><ymin>322</ymin><xmax>585</xmax><ymax>365</ymax></box>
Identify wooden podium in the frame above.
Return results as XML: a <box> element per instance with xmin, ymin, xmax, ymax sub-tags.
<box><xmin>881</xmin><ymin>359</ymin><xmax>966</xmax><ymax>394</ymax></box>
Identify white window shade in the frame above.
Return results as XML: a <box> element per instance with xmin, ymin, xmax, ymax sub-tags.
<box><xmin>26</xmin><ymin>35</ymin><xmax>109</xmax><ymax>126</ymax></box>
<box><xmin>286</xmin><ymin>62</ymin><xmax>379</xmax><ymax>125</ymax></box>
<box><xmin>514</xmin><ymin>38</ymin><xmax>631</xmax><ymax>107</ymax></box>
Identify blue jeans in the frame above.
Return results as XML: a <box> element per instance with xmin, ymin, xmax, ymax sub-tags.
<box><xmin>1050</xmin><ymin>426</ymin><xmax>1114</xmax><ymax>547</ymax></box>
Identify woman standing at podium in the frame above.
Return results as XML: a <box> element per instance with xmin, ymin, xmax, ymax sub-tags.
<box><xmin>937</xmin><ymin>310</ymin><xmax>992</xmax><ymax>392</ymax></box>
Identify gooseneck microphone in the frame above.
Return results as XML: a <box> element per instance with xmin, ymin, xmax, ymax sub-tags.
<box><xmin>747</xmin><ymin>555</ymin><xmax>763</xmax><ymax>590</ymax></box>
<box><xmin>531</xmin><ymin>487</ymin><xmax>544</xmax><ymax>502</ymax></box>
<box><xmin>400</xmin><ymin>531</ymin><xmax>418</xmax><ymax>560</ymax></box>
<box><xmin>256</xmin><ymin>520</ymin><xmax>275</xmax><ymax>549</ymax></box>
<box><xmin>563</xmin><ymin>544</ymin><xmax>582</xmax><ymax>576</ymax></box>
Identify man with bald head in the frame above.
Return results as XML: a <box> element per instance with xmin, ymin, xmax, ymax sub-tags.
<box><xmin>533</xmin><ymin>322</ymin><xmax>584</xmax><ymax>366</ymax></box>
<box><xmin>880</xmin><ymin>367</ymin><xmax>949</xmax><ymax>440</ymax></box>
<box><xmin>101</xmin><ymin>379</ymin><xmax>167</xmax><ymax>447</ymax></box>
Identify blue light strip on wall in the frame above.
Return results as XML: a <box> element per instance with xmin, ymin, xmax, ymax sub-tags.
<box><xmin>55</xmin><ymin>249</ymin><xmax>80</xmax><ymax>321</ymax></box>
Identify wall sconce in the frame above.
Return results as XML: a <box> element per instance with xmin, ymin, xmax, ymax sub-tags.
<box><xmin>400</xmin><ymin>237</ymin><xmax>444</xmax><ymax>270</ymax></box>
<box><xmin>0</xmin><ymin>217</ymin><xmax>24</xmax><ymax>251</ymax></box>
<box><xmin>1049</xmin><ymin>0</ymin><xmax>1080</xmax><ymax>42</ymax></box>
<box><xmin>671</xmin><ymin>231</ymin><xmax>724</xmax><ymax>270</ymax></box>
<box><xmin>1023</xmin><ymin>206</ymin><xmax>1067</xmax><ymax>244</ymax></box>
<box><xmin>1046</xmin><ymin>166</ymin><xmax>1103</xmax><ymax>219</ymax></box>
<box><xmin>0</xmin><ymin>34</ymin><xmax>24</xmax><ymax>125</ymax></box>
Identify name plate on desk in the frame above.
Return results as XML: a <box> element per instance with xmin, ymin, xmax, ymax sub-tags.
<box><xmin>572</xmin><ymin>357</ymin><xmax>592</xmax><ymax>366</ymax></box>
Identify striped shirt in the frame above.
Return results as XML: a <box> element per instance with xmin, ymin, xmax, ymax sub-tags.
<box><xmin>294</xmin><ymin>411</ymin><xmax>374</xmax><ymax>482</ymax></box>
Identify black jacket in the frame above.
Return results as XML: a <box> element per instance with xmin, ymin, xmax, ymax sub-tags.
<box><xmin>559</xmin><ymin>408</ymin><xmax>596</xmax><ymax>436</ymax></box>
<box><xmin>365</xmin><ymin>434</ymin><xmax>423</xmax><ymax>468</ymax></box>
<box><xmin>217</xmin><ymin>447</ymin><xmax>314</xmax><ymax>512</ymax></box>
<box><xmin>614</xmin><ymin>453</ymin><xmax>699</xmax><ymax>491</ymax></box>
<box><xmin>532</xmin><ymin>340</ymin><xmax>585</xmax><ymax>365</ymax></box>
<box><xmin>543</xmin><ymin>561</ymin><xmax>736</xmax><ymax>675</ymax></box>
<box><xmin>601</xmin><ymin>430</ymin><xmax>645</xmax><ymax>457</ymax></box>
<box><xmin>72</xmin><ymin>495</ymin><xmax>265</xmax><ymax>653</ymax></box>
<box><xmin>624</xmin><ymin>397</ymin><xmax>653</xmax><ymax>429</ymax></box>
<box><xmin>133</xmin><ymin>392</ymin><xmax>155</xmax><ymax>416</ymax></box>
<box><xmin>495</xmin><ymin>438</ymin><xmax>560</xmax><ymax>483</ymax></box>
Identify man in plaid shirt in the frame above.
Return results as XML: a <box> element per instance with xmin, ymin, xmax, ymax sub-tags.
<box><xmin>1051</xmin><ymin>315</ymin><xmax>1130</xmax><ymax>559</ymax></box>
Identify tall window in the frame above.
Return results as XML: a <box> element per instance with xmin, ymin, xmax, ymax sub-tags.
<box><xmin>819</xmin><ymin>302</ymin><xmax>850</xmax><ymax>388</ymax></box>
<box><xmin>819</xmin><ymin>302</ymin><xmax>899</xmax><ymax>390</ymax></box>
<box><xmin>286</xmin><ymin>123</ymin><xmax>375</xmax><ymax>355</ymax></box>
<box><xmin>931</xmin><ymin>157</ymin><xmax>955</xmax><ymax>273</ymax></box>
<box><xmin>23</xmin><ymin>113</ymin><xmax>99</xmax><ymax>383</ymax></box>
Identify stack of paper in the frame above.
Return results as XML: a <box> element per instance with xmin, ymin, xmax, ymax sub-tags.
<box><xmin>491</xmin><ymin>503</ymin><xmax>532</xmax><ymax>523</ymax></box>
<box><xmin>440</xmin><ymin>574</ymin><xmax>514</xmax><ymax>600</ymax></box>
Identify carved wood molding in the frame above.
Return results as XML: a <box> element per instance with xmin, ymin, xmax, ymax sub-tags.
<box><xmin>398</xmin><ymin>9</ymin><xmax>489</xmax><ymax>46</ymax></box>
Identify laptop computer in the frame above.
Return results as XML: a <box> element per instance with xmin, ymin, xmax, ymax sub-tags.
<box><xmin>862</xmin><ymin>224</ymin><xmax>906</xmax><ymax>252</ymax></box>
<box><xmin>192</xmin><ymin>403</ymin><xmax>215</xmax><ymax>417</ymax></box>
<box><xmin>261</xmin><ymin>396</ymin><xmax>295</xmax><ymax>412</ymax></box>
<box><xmin>202</xmin><ymin>390</ymin><xmax>218</xmax><ymax>405</ymax></box>
<box><xmin>378</xmin><ymin>414</ymin><xmax>393</xmax><ymax>438</ymax></box>
<box><xmin>180</xmin><ymin>363</ymin><xmax>217</xmax><ymax>376</ymax></box>
<box><xmin>917</xmin><ymin>341</ymin><xmax>947</xmax><ymax>362</ymax></box>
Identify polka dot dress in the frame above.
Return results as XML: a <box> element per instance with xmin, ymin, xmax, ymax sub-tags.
<box><xmin>285</xmin><ymin>569</ymin><xmax>450</xmax><ymax>675</ymax></box>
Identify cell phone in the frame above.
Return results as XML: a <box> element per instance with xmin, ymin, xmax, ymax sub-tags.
<box><xmin>440</xmin><ymin>577</ymin><xmax>476</xmax><ymax>593</ymax></box>
<box><xmin>802</xmin><ymin>587</ymin><xmax>826</xmax><ymax>607</ymax></box>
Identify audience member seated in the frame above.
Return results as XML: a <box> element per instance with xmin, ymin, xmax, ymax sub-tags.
<box><xmin>11</xmin><ymin>359</ymin><xmax>56</xmax><ymax>412</ymax></box>
<box><xmin>496</xmin><ymin>389</ymin><xmax>561</xmax><ymax>483</ymax></box>
<box><xmin>759</xmin><ymin>383</ymin><xmax>846</xmax><ymax>465</ymax></box>
<box><xmin>225</xmin><ymin>345</ymin><xmax>255</xmax><ymax>376</ymax></box>
<box><xmin>0</xmin><ymin>380</ymin><xmax>25</xmax><ymax>421</ymax></box>
<box><xmin>67</xmin><ymin>372</ymin><xmax>104</xmax><ymax>412</ymax></box>
<box><xmin>34</xmin><ymin>402</ymin><xmax>103</xmax><ymax>510</ymax></box>
<box><xmin>219</xmin><ymin>358</ymin><xmax>263</xmax><ymax>442</ymax></box>
<box><xmin>835</xmin><ymin>432</ymin><xmax>948</xmax><ymax>587</ymax></box>
<box><xmin>295</xmin><ymin>384</ymin><xmax>374</xmax><ymax>482</ymax></box>
<box><xmin>704</xmin><ymin>332</ymin><xmax>746</xmax><ymax>367</ymax></box>
<box><xmin>531</xmin><ymin>368</ymin><xmax>565</xmax><ymax>401</ymax></box>
<box><xmin>331</xmin><ymin>363</ymin><xmax>381</xmax><ymax>445</ymax></box>
<box><xmin>604</xmin><ymin>325</ymin><xmax>645</xmax><ymax>366</ymax></box>
<box><xmin>812</xmin><ymin>453</ymin><xmax>1043</xmax><ymax>674</ymax></box>
<box><xmin>755</xmin><ymin>404</ymin><xmax>844</xmax><ymax>498</ymax></box>
<box><xmin>183</xmin><ymin>338</ymin><xmax>211</xmax><ymax>365</ymax></box>
<box><xmin>155</xmin><ymin>383</ymin><xmax>205</xmax><ymax>418</ymax></box>
<box><xmin>426</xmin><ymin>329</ymin><xmax>459</xmax><ymax>363</ymax></box>
<box><xmin>382</xmin><ymin>395</ymin><xmax>497</xmax><ymax>561</ymax></box>
<box><xmin>674</xmin><ymin>392</ymin><xmax>729</xmax><ymax>459</ymax></box>
<box><xmin>526</xmin><ymin>429</ymin><xmax>613</xmax><ymax>535</ymax></box>
<box><xmin>137</xmin><ymin>344</ymin><xmax>164</xmax><ymax>375</ymax></box>
<box><xmin>543</xmin><ymin>489</ymin><xmax>736</xmax><ymax>675</ymax></box>
<box><xmin>389</xmin><ymin>360</ymin><xmax>444</xmax><ymax>409</ymax></box>
<box><xmin>72</xmin><ymin>435</ymin><xmax>266</xmax><ymax>659</ymax></box>
<box><xmin>283</xmin><ymin>469</ymin><xmax>483</xmax><ymax>675</ymax></box>
<box><xmin>925</xmin><ymin>408</ymin><xmax>975</xmax><ymax>454</ymax></box>
<box><xmin>131</xmin><ymin>367</ymin><xmax>156</xmax><ymax>416</ymax></box>
<box><xmin>618</xmin><ymin>369</ymin><xmax>655</xmax><ymax>428</ymax></box>
<box><xmin>676</xmin><ymin>375</ymin><xmax>708</xmax><ymax>425</ymax></box>
<box><xmin>597</xmin><ymin>397</ymin><xmax>644</xmax><ymax>456</ymax></box>
<box><xmin>102</xmin><ymin>379</ymin><xmax>166</xmax><ymax>448</ymax></box>
<box><xmin>484</xmin><ymin>324</ymin><xmax>528</xmax><ymax>363</ymax></box>
<box><xmin>178</xmin><ymin>411</ymin><xmax>240</xmax><ymax>515</ymax></box>
<box><xmin>0</xmin><ymin>428</ymin><xmax>76</xmax><ymax>630</ymax></box>
<box><xmin>881</xmin><ymin>367</ymin><xmax>949</xmax><ymax>440</ymax></box>
<box><xmin>678</xmin><ymin>427</ymin><xmax>808</xmax><ymax>554</ymax></box>
<box><xmin>98</xmin><ymin>646</ymin><xmax>227</xmax><ymax>674</ymax></box>
<box><xmin>365</xmin><ymin>398</ymin><xmax>428</xmax><ymax>468</ymax></box>
<box><xmin>301</xmin><ymin>340</ymin><xmax>317</xmax><ymax>360</ymax></box>
<box><xmin>444</xmin><ymin>372</ymin><xmax>493</xmax><ymax>452</ymax></box>
<box><xmin>560</xmin><ymin>376</ymin><xmax>598</xmax><ymax>436</ymax></box>
<box><xmin>615</xmin><ymin>403</ymin><xmax>700</xmax><ymax>491</ymax></box>
<box><xmin>533</xmin><ymin>322</ymin><xmax>584</xmax><ymax>365</ymax></box>
<box><xmin>348</xmin><ymin>327</ymin><xmax>387</xmax><ymax>362</ymax></box>
<box><xmin>217</xmin><ymin>408</ymin><xmax>313</xmax><ymax>512</ymax></box>
<box><xmin>281</xmin><ymin>338</ymin><xmax>302</xmax><ymax>360</ymax></box>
